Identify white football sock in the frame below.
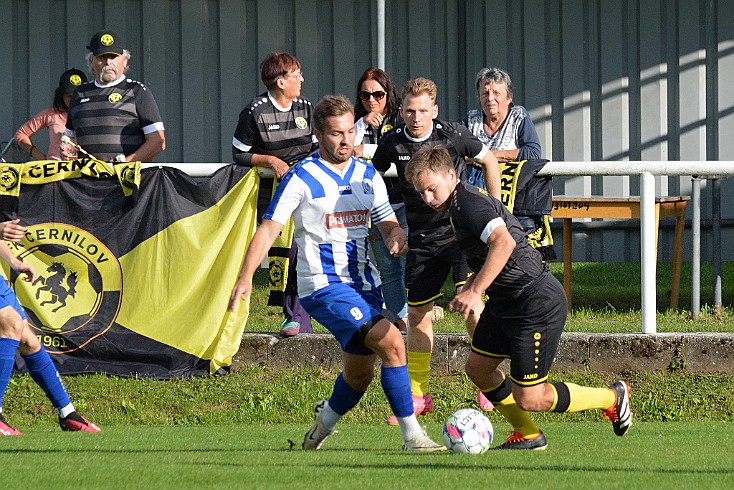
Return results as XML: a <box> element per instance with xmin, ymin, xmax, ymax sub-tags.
<box><xmin>397</xmin><ymin>414</ymin><xmax>423</xmax><ymax>441</ymax></box>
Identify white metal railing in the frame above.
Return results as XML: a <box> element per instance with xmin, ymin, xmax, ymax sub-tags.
<box><xmin>143</xmin><ymin>161</ymin><xmax>734</xmax><ymax>334</ymax></box>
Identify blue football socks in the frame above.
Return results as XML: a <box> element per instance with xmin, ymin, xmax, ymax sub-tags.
<box><xmin>327</xmin><ymin>372</ymin><xmax>364</xmax><ymax>415</ymax></box>
<box><xmin>380</xmin><ymin>364</ymin><xmax>413</xmax><ymax>418</ymax></box>
<box><xmin>22</xmin><ymin>347</ymin><xmax>73</xmax><ymax>415</ymax></box>
<box><xmin>0</xmin><ymin>338</ymin><xmax>20</xmax><ymax>411</ymax></box>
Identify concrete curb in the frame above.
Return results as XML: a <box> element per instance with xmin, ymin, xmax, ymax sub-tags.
<box><xmin>233</xmin><ymin>332</ymin><xmax>734</xmax><ymax>373</ymax></box>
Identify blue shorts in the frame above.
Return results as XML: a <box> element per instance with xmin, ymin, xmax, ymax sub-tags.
<box><xmin>300</xmin><ymin>283</ymin><xmax>383</xmax><ymax>355</ymax></box>
<box><xmin>0</xmin><ymin>280</ymin><xmax>27</xmax><ymax>320</ymax></box>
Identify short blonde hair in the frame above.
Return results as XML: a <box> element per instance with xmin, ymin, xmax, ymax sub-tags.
<box><xmin>404</xmin><ymin>146</ymin><xmax>452</xmax><ymax>185</ymax></box>
<box><xmin>401</xmin><ymin>77</ymin><xmax>437</xmax><ymax>103</ymax></box>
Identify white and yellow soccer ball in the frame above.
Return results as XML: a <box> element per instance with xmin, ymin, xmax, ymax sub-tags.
<box><xmin>442</xmin><ymin>408</ymin><xmax>493</xmax><ymax>454</ymax></box>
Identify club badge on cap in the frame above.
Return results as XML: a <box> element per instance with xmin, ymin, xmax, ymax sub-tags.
<box><xmin>87</xmin><ymin>29</ymin><xmax>125</xmax><ymax>57</ymax></box>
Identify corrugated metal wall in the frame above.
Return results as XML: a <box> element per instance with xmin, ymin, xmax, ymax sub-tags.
<box><xmin>1</xmin><ymin>0</ymin><xmax>733</xmax><ymax>261</ymax></box>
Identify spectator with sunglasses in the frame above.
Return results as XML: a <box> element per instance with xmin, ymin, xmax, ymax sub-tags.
<box><xmin>353</xmin><ymin>68</ymin><xmax>408</xmax><ymax>334</ymax></box>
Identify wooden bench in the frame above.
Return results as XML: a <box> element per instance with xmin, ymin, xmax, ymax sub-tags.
<box><xmin>551</xmin><ymin>196</ymin><xmax>690</xmax><ymax>311</ymax></box>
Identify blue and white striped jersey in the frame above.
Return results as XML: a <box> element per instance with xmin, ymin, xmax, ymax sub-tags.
<box><xmin>264</xmin><ymin>155</ymin><xmax>395</xmax><ymax>297</ymax></box>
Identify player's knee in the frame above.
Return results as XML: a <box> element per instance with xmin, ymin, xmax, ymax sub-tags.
<box><xmin>377</xmin><ymin>328</ymin><xmax>406</xmax><ymax>365</ymax></box>
<box><xmin>0</xmin><ymin>309</ymin><xmax>25</xmax><ymax>339</ymax></box>
<box><xmin>513</xmin><ymin>390</ymin><xmax>549</xmax><ymax>412</ymax></box>
<box><xmin>344</xmin><ymin>369</ymin><xmax>374</xmax><ymax>391</ymax></box>
<box><xmin>464</xmin><ymin>361</ymin><xmax>482</xmax><ymax>383</ymax></box>
<box><xmin>18</xmin><ymin>328</ymin><xmax>41</xmax><ymax>355</ymax></box>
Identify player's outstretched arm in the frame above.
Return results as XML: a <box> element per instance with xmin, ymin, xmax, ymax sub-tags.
<box><xmin>449</xmin><ymin>225</ymin><xmax>515</xmax><ymax>320</ymax></box>
<box><xmin>228</xmin><ymin>219</ymin><xmax>284</xmax><ymax>311</ymax></box>
<box><xmin>376</xmin><ymin>218</ymin><xmax>408</xmax><ymax>257</ymax></box>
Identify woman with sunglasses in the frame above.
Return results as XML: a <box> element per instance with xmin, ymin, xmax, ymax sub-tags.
<box><xmin>353</xmin><ymin>68</ymin><xmax>408</xmax><ymax>334</ymax></box>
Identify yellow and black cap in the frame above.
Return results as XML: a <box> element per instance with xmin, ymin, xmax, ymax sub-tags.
<box><xmin>59</xmin><ymin>68</ymin><xmax>88</xmax><ymax>95</ymax></box>
<box><xmin>87</xmin><ymin>29</ymin><xmax>125</xmax><ymax>57</ymax></box>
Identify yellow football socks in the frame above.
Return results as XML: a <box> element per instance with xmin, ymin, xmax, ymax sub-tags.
<box><xmin>550</xmin><ymin>382</ymin><xmax>616</xmax><ymax>412</ymax></box>
<box><xmin>495</xmin><ymin>395</ymin><xmax>541</xmax><ymax>438</ymax></box>
<box><xmin>484</xmin><ymin>377</ymin><xmax>540</xmax><ymax>438</ymax></box>
<box><xmin>407</xmin><ymin>351</ymin><xmax>431</xmax><ymax>396</ymax></box>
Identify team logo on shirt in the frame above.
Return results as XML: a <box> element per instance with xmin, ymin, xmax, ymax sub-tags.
<box><xmin>362</xmin><ymin>179</ymin><xmax>374</xmax><ymax>195</ymax></box>
<box><xmin>381</xmin><ymin>124</ymin><xmax>393</xmax><ymax>134</ymax></box>
<box><xmin>9</xmin><ymin>224</ymin><xmax>122</xmax><ymax>354</ymax></box>
<box><xmin>295</xmin><ymin>117</ymin><xmax>308</xmax><ymax>129</ymax></box>
<box><xmin>108</xmin><ymin>93</ymin><xmax>123</xmax><ymax>103</ymax></box>
<box><xmin>326</xmin><ymin>210</ymin><xmax>368</xmax><ymax>229</ymax></box>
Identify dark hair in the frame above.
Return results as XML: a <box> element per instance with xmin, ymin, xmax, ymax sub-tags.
<box><xmin>354</xmin><ymin>67</ymin><xmax>401</xmax><ymax>119</ymax></box>
<box><xmin>404</xmin><ymin>146</ymin><xmax>453</xmax><ymax>185</ymax></box>
<box><xmin>475</xmin><ymin>67</ymin><xmax>513</xmax><ymax>99</ymax></box>
<box><xmin>260</xmin><ymin>52</ymin><xmax>301</xmax><ymax>90</ymax></box>
<box><xmin>52</xmin><ymin>87</ymin><xmax>68</xmax><ymax>112</ymax></box>
<box><xmin>313</xmin><ymin>95</ymin><xmax>354</xmax><ymax>133</ymax></box>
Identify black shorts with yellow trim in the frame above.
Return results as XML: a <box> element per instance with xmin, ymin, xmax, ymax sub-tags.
<box><xmin>405</xmin><ymin>241</ymin><xmax>471</xmax><ymax>306</ymax></box>
<box><xmin>471</xmin><ymin>273</ymin><xmax>567</xmax><ymax>386</ymax></box>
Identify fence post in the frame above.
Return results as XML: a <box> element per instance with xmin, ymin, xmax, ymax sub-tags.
<box><xmin>640</xmin><ymin>171</ymin><xmax>657</xmax><ymax>333</ymax></box>
<box><xmin>691</xmin><ymin>177</ymin><xmax>701</xmax><ymax>319</ymax></box>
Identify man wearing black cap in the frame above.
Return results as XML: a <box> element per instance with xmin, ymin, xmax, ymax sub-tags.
<box><xmin>65</xmin><ymin>29</ymin><xmax>165</xmax><ymax>163</ymax></box>
<box><xmin>15</xmin><ymin>68</ymin><xmax>87</xmax><ymax>161</ymax></box>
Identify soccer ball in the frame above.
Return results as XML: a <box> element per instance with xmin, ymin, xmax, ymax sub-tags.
<box><xmin>442</xmin><ymin>408</ymin><xmax>493</xmax><ymax>454</ymax></box>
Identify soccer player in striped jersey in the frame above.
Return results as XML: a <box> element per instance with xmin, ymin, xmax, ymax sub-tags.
<box><xmin>405</xmin><ymin>146</ymin><xmax>632</xmax><ymax>449</ymax></box>
<box><xmin>372</xmin><ymin>77</ymin><xmax>501</xmax><ymax>423</ymax></box>
<box><xmin>229</xmin><ymin>95</ymin><xmax>444</xmax><ymax>452</ymax></box>
<box><xmin>232</xmin><ymin>52</ymin><xmax>319</xmax><ymax>337</ymax></box>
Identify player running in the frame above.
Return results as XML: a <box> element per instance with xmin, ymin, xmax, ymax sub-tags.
<box><xmin>404</xmin><ymin>146</ymin><xmax>632</xmax><ymax>449</ymax></box>
<box><xmin>229</xmin><ymin>95</ymin><xmax>444</xmax><ymax>452</ymax></box>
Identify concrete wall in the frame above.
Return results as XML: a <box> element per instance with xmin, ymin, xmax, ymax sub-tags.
<box><xmin>234</xmin><ymin>332</ymin><xmax>734</xmax><ymax>373</ymax></box>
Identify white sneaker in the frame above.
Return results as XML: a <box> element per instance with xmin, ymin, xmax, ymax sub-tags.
<box><xmin>302</xmin><ymin>400</ymin><xmax>334</xmax><ymax>450</ymax></box>
<box><xmin>401</xmin><ymin>428</ymin><xmax>446</xmax><ymax>452</ymax></box>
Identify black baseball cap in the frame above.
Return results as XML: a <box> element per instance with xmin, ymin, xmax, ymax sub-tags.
<box><xmin>87</xmin><ymin>29</ymin><xmax>125</xmax><ymax>56</ymax></box>
<box><xmin>59</xmin><ymin>68</ymin><xmax>87</xmax><ymax>95</ymax></box>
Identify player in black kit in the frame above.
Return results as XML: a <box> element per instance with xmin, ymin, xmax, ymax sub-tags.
<box><xmin>372</xmin><ymin>77</ymin><xmax>501</xmax><ymax>423</ymax></box>
<box><xmin>405</xmin><ymin>146</ymin><xmax>632</xmax><ymax>450</ymax></box>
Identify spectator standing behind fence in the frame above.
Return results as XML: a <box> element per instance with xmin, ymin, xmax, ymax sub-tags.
<box><xmin>65</xmin><ymin>29</ymin><xmax>165</xmax><ymax>163</ymax></box>
<box><xmin>14</xmin><ymin>69</ymin><xmax>87</xmax><ymax>161</ymax></box>
<box><xmin>463</xmin><ymin>68</ymin><xmax>555</xmax><ymax>259</ymax></box>
<box><xmin>0</xmin><ymin>220</ymin><xmax>100</xmax><ymax>435</ymax></box>
<box><xmin>353</xmin><ymin>67</ymin><xmax>408</xmax><ymax>333</ymax></box>
<box><xmin>231</xmin><ymin>52</ymin><xmax>318</xmax><ymax>337</ymax></box>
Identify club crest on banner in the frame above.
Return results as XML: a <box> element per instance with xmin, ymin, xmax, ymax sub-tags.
<box><xmin>8</xmin><ymin>223</ymin><xmax>122</xmax><ymax>354</ymax></box>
